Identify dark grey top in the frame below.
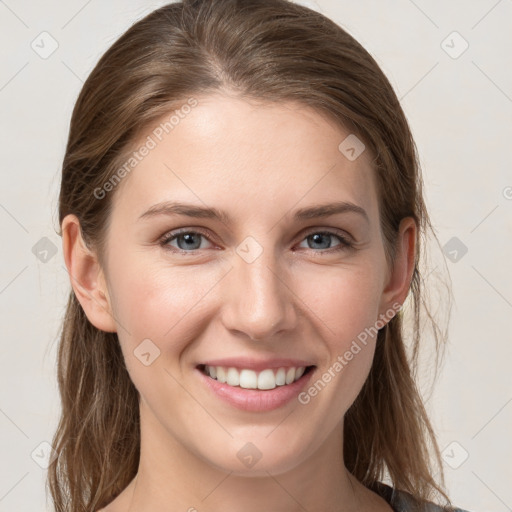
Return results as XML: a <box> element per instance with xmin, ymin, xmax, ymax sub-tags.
<box><xmin>371</xmin><ymin>481</ymin><xmax>471</xmax><ymax>512</ymax></box>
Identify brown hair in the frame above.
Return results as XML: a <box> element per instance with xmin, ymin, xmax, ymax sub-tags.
<box><xmin>49</xmin><ymin>1</ymin><xmax>454</xmax><ymax>510</ymax></box>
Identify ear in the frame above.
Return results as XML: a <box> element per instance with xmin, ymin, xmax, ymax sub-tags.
<box><xmin>378</xmin><ymin>216</ymin><xmax>417</xmax><ymax>319</ymax></box>
<box><xmin>61</xmin><ymin>214</ymin><xmax>117</xmax><ymax>333</ymax></box>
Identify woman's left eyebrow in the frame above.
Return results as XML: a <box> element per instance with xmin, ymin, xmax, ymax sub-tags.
<box><xmin>138</xmin><ymin>200</ymin><xmax>369</xmax><ymax>224</ymax></box>
<box><xmin>293</xmin><ymin>201</ymin><xmax>369</xmax><ymax>223</ymax></box>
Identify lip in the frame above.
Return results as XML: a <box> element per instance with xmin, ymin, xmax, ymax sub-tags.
<box><xmin>198</xmin><ymin>357</ymin><xmax>314</xmax><ymax>372</ymax></box>
<box><xmin>195</xmin><ymin>364</ymin><xmax>316</xmax><ymax>412</ymax></box>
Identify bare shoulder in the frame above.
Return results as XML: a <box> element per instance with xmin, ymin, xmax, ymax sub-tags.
<box><xmin>352</xmin><ymin>477</ymin><xmax>394</xmax><ymax>512</ymax></box>
<box><xmin>365</xmin><ymin>488</ymin><xmax>395</xmax><ymax>512</ymax></box>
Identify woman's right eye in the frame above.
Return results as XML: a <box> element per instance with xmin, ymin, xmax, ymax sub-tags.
<box><xmin>159</xmin><ymin>230</ymin><xmax>215</xmax><ymax>253</ymax></box>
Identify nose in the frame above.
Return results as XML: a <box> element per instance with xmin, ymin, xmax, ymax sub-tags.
<box><xmin>220</xmin><ymin>245</ymin><xmax>297</xmax><ymax>341</ymax></box>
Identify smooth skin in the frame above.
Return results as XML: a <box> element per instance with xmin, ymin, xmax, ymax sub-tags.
<box><xmin>62</xmin><ymin>91</ymin><xmax>416</xmax><ymax>512</ymax></box>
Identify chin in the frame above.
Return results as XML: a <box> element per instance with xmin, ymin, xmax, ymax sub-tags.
<box><xmin>196</xmin><ymin>434</ymin><xmax>312</xmax><ymax>477</ymax></box>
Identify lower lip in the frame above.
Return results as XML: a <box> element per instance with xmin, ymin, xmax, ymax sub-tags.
<box><xmin>196</xmin><ymin>367</ymin><xmax>315</xmax><ymax>412</ymax></box>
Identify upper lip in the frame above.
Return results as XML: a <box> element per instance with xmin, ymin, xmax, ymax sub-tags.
<box><xmin>198</xmin><ymin>357</ymin><xmax>315</xmax><ymax>372</ymax></box>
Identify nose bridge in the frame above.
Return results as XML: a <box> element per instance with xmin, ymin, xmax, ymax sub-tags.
<box><xmin>222</xmin><ymin>237</ymin><xmax>295</xmax><ymax>340</ymax></box>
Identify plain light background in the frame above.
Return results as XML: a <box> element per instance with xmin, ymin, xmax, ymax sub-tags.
<box><xmin>0</xmin><ymin>0</ymin><xmax>511</xmax><ymax>510</ymax></box>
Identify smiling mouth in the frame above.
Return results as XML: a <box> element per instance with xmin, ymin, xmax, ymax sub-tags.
<box><xmin>197</xmin><ymin>364</ymin><xmax>316</xmax><ymax>390</ymax></box>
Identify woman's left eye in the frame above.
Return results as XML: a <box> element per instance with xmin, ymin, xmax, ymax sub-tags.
<box><xmin>159</xmin><ymin>229</ymin><xmax>353</xmax><ymax>254</ymax></box>
<box><xmin>297</xmin><ymin>231</ymin><xmax>353</xmax><ymax>252</ymax></box>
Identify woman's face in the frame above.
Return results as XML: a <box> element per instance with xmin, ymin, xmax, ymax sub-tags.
<box><xmin>76</xmin><ymin>92</ymin><xmax>413</xmax><ymax>476</ymax></box>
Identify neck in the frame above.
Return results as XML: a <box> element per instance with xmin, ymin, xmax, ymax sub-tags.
<box><xmin>124</xmin><ymin>401</ymin><xmax>369</xmax><ymax>512</ymax></box>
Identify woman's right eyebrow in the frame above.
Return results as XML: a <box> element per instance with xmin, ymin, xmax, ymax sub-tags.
<box><xmin>138</xmin><ymin>201</ymin><xmax>230</xmax><ymax>223</ymax></box>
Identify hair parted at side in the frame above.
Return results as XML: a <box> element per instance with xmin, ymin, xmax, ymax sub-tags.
<box><xmin>50</xmin><ymin>1</ymin><xmax>454</xmax><ymax>511</ymax></box>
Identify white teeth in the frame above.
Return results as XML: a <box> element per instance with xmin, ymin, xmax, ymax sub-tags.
<box><xmin>275</xmin><ymin>367</ymin><xmax>286</xmax><ymax>386</ymax></box>
<box><xmin>216</xmin><ymin>367</ymin><xmax>226</xmax><ymax>383</ymax></box>
<box><xmin>226</xmin><ymin>367</ymin><xmax>240</xmax><ymax>386</ymax></box>
<box><xmin>203</xmin><ymin>365</ymin><xmax>308</xmax><ymax>390</ymax></box>
<box><xmin>295</xmin><ymin>366</ymin><xmax>305</xmax><ymax>379</ymax></box>
<box><xmin>258</xmin><ymin>369</ymin><xmax>276</xmax><ymax>390</ymax></box>
<box><xmin>239</xmin><ymin>369</ymin><xmax>258</xmax><ymax>389</ymax></box>
<box><xmin>285</xmin><ymin>367</ymin><xmax>296</xmax><ymax>385</ymax></box>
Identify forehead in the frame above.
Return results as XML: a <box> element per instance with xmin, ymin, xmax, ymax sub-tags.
<box><xmin>111</xmin><ymin>92</ymin><xmax>379</xmax><ymax>223</ymax></box>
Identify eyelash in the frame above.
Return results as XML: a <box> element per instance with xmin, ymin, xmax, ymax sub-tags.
<box><xmin>158</xmin><ymin>228</ymin><xmax>354</xmax><ymax>255</ymax></box>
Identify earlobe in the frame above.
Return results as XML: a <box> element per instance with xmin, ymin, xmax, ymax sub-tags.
<box><xmin>378</xmin><ymin>217</ymin><xmax>417</xmax><ymax>320</ymax></box>
<box><xmin>61</xmin><ymin>214</ymin><xmax>117</xmax><ymax>333</ymax></box>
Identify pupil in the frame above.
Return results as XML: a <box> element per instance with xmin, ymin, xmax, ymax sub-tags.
<box><xmin>310</xmin><ymin>233</ymin><xmax>330</xmax><ymax>249</ymax></box>
<box><xmin>179</xmin><ymin>233</ymin><xmax>200</xmax><ymax>250</ymax></box>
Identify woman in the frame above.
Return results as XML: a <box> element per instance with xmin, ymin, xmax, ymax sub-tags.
<box><xmin>49</xmin><ymin>1</ymin><xmax>471</xmax><ymax>511</ymax></box>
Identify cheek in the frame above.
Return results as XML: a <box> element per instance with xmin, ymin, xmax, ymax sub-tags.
<box><xmin>294</xmin><ymin>261</ymin><xmax>383</xmax><ymax>341</ymax></box>
<box><xmin>294</xmin><ymin>263</ymin><xmax>383</xmax><ymax>401</ymax></box>
<box><xmin>106</xmin><ymin>253</ymin><xmax>226</xmax><ymax>352</ymax></box>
